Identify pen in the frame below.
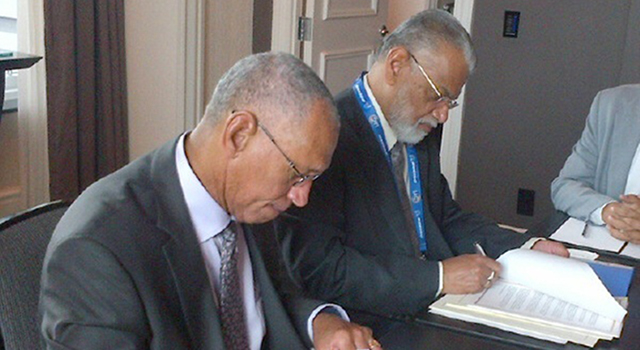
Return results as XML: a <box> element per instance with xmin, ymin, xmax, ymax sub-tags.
<box><xmin>473</xmin><ymin>241</ymin><xmax>487</xmax><ymax>256</ymax></box>
<box><xmin>473</xmin><ymin>242</ymin><xmax>495</xmax><ymax>286</ymax></box>
<box><xmin>581</xmin><ymin>223</ymin><xmax>589</xmax><ymax>238</ymax></box>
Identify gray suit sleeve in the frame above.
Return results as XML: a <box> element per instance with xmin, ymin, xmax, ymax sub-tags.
<box><xmin>551</xmin><ymin>92</ymin><xmax>617</xmax><ymax>221</ymax></box>
<box><xmin>40</xmin><ymin>237</ymin><xmax>149</xmax><ymax>350</ymax></box>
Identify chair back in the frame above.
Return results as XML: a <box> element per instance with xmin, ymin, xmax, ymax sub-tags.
<box><xmin>0</xmin><ymin>201</ymin><xmax>69</xmax><ymax>350</ymax></box>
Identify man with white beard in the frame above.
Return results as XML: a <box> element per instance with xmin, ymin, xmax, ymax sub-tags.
<box><xmin>274</xmin><ymin>9</ymin><xmax>568</xmax><ymax>317</ymax></box>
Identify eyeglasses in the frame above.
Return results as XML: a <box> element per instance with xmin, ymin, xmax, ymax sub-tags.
<box><xmin>257</xmin><ymin>122</ymin><xmax>321</xmax><ymax>186</ymax></box>
<box><xmin>409</xmin><ymin>53</ymin><xmax>459</xmax><ymax>110</ymax></box>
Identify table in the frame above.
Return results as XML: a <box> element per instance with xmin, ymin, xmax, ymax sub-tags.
<box><xmin>0</xmin><ymin>51</ymin><xmax>42</xmax><ymax>122</ymax></box>
<box><xmin>369</xmin><ymin>212</ymin><xmax>640</xmax><ymax>349</ymax></box>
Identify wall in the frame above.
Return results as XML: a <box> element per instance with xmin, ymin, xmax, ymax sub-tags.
<box><xmin>456</xmin><ymin>0</ymin><xmax>638</xmax><ymax>228</ymax></box>
<box><xmin>125</xmin><ymin>1</ymin><xmax>254</xmax><ymax>161</ymax></box>
<box><xmin>125</xmin><ymin>0</ymin><xmax>185</xmax><ymax>160</ymax></box>
<box><xmin>620</xmin><ymin>0</ymin><xmax>640</xmax><ymax>85</ymax></box>
<box><xmin>387</xmin><ymin>0</ymin><xmax>432</xmax><ymax>30</ymax></box>
<box><xmin>203</xmin><ymin>0</ymin><xmax>253</xmax><ymax>104</ymax></box>
<box><xmin>253</xmin><ymin>0</ymin><xmax>272</xmax><ymax>53</ymax></box>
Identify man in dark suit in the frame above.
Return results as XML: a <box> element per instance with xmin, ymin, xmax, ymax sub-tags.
<box><xmin>276</xmin><ymin>10</ymin><xmax>568</xmax><ymax>317</ymax></box>
<box><xmin>39</xmin><ymin>52</ymin><xmax>382</xmax><ymax>350</ymax></box>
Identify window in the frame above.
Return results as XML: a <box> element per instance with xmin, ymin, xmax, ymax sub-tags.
<box><xmin>0</xmin><ymin>0</ymin><xmax>18</xmax><ymax>112</ymax></box>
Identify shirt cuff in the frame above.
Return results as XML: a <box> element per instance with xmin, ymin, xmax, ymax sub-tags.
<box><xmin>435</xmin><ymin>261</ymin><xmax>444</xmax><ymax>297</ymax></box>
<box><xmin>307</xmin><ymin>303</ymin><xmax>350</xmax><ymax>343</ymax></box>
<box><xmin>589</xmin><ymin>202</ymin><xmax>612</xmax><ymax>225</ymax></box>
<box><xmin>521</xmin><ymin>237</ymin><xmax>545</xmax><ymax>250</ymax></box>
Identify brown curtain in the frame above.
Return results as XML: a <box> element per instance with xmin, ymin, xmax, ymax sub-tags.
<box><xmin>44</xmin><ymin>0</ymin><xmax>128</xmax><ymax>201</ymax></box>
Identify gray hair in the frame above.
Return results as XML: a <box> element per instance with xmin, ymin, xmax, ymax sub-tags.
<box><xmin>376</xmin><ymin>9</ymin><xmax>476</xmax><ymax>72</ymax></box>
<box><xmin>203</xmin><ymin>52</ymin><xmax>337</xmax><ymax>126</ymax></box>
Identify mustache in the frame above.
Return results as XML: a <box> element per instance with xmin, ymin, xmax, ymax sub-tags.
<box><xmin>417</xmin><ymin>116</ymin><xmax>439</xmax><ymax>128</ymax></box>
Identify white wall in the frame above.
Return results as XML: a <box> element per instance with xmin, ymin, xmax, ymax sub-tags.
<box><xmin>125</xmin><ymin>0</ymin><xmax>185</xmax><ymax>160</ymax></box>
<box><xmin>125</xmin><ymin>0</ymin><xmax>253</xmax><ymax>160</ymax></box>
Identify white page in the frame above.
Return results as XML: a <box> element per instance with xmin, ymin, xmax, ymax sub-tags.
<box><xmin>472</xmin><ymin>280</ymin><xmax>618</xmax><ymax>337</ymax></box>
<box><xmin>568</xmin><ymin>248</ymin><xmax>599</xmax><ymax>260</ymax></box>
<box><xmin>620</xmin><ymin>243</ymin><xmax>640</xmax><ymax>259</ymax></box>
<box><xmin>550</xmin><ymin>218</ymin><xmax>625</xmax><ymax>252</ymax></box>
<box><xmin>497</xmin><ymin>249</ymin><xmax>627</xmax><ymax>321</ymax></box>
<box><xmin>430</xmin><ymin>295</ymin><xmax>601</xmax><ymax>347</ymax></box>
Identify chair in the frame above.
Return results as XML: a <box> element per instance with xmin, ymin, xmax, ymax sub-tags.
<box><xmin>0</xmin><ymin>201</ymin><xmax>69</xmax><ymax>350</ymax></box>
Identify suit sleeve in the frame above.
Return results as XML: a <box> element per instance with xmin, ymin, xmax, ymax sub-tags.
<box><xmin>551</xmin><ymin>91</ymin><xmax>616</xmax><ymax>221</ymax></box>
<box><xmin>40</xmin><ymin>237</ymin><xmax>149</xmax><ymax>350</ymax></box>
<box><xmin>436</xmin><ymin>172</ymin><xmax>532</xmax><ymax>258</ymax></box>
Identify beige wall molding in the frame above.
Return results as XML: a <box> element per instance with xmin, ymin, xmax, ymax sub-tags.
<box><xmin>322</xmin><ymin>0</ymin><xmax>378</xmax><ymax>20</ymax></box>
<box><xmin>440</xmin><ymin>0</ymin><xmax>474</xmax><ymax>199</ymax></box>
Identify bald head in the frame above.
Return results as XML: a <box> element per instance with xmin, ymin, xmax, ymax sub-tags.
<box><xmin>202</xmin><ymin>52</ymin><xmax>338</xmax><ymax>129</ymax></box>
<box><xmin>186</xmin><ymin>52</ymin><xmax>340</xmax><ymax>224</ymax></box>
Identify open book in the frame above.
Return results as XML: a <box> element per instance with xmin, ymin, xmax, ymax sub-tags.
<box><xmin>429</xmin><ymin>249</ymin><xmax>633</xmax><ymax>347</ymax></box>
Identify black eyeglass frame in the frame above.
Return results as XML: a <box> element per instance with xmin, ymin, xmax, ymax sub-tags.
<box><xmin>256</xmin><ymin>121</ymin><xmax>321</xmax><ymax>186</ymax></box>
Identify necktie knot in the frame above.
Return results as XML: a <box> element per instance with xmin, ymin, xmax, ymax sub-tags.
<box><xmin>218</xmin><ymin>221</ymin><xmax>238</xmax><ymax>251</ymax></box>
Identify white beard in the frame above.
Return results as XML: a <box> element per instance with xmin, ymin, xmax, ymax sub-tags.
<box><xmin>388</xmin><ymin>86</ymin><xmax>439</xmax><ymax>145</ymax></box>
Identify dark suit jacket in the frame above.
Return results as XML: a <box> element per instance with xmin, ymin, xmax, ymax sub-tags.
<box><xmin>39</xmin><ymin>138</ymin><xmax>316</xmax><ymax>349</ymax></box>
<box><xmin>278</xmin><ymin>88</ymin><xmax>533</xmax><ymax>316</ymax></box>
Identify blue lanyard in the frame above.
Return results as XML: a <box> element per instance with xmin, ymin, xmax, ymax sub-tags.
<box><xmin>352</xmin><ymin>74</ymin><xmax>428</xmax><ymax>253</ymax></box>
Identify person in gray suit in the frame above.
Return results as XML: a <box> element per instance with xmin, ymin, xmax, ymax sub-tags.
<box><xmin>39</xmin><ymin>52</ymin><xmax>382</xmax><ymax>350</ymax></box>
<box><xmin>552</xmin><ymin>84</ymin><xmax>640</xmax><ymax>243</ymax></box>
<box><xmin>274</xmin><ymin>10</ymin><xmax>568</xmax><ymax>318</ymax></box>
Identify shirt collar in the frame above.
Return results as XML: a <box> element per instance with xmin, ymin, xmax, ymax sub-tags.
<box><xmin>175</xmin><ymin>133</ymin><xmax>231</xmax><ymax>243</ymax></box>
<box><xmin>363</xmin><ymin>73</ymin><xmax>398</xmax><ymax>150</ymax></box>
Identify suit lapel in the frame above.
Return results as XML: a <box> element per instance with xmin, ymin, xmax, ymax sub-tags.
<box><xmin>416</xmin><ymin>130</ymin><xmax>454</xmax><ymax>260</ymax></box>
<box><xmin>150</xmin><ymin>138</ymin><xmax>223</xmax><ymax>350</ymax></box>
<box><xmin>342</xmin><ymin>91</ymin><xmax>415</xmax><ymax>254</ymax></box>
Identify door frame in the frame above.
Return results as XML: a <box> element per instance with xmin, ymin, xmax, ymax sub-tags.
<box><xmin>442</xmin><ymin>0</ymin><xmax>474</xmax><ymax>198</ymax></box>
<box><xmin>271</xmin><ymin>0</ymin><xmax>304</xmax><ymax>56</ymax></box>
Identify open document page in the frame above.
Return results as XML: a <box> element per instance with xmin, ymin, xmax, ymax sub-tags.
<box><xmin>621</xmin><ymin>243</ymin><xmax>640</xmax><ymax>259</ymax></box>
<box><xmin>429</xmin><ymin>249</ymin><xmax>629</xmax><ymax>347</ymax></box>
<box><xmin>550</xmin><ymin>217</ymin><xmax>640</xmax><ymax>258</ymax></box>
<box><xmin>550</xmin><ymin>218</ymin><xmax>625</xmax><ymax>252</ymax></box>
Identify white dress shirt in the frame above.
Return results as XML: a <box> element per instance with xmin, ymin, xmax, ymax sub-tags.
<box><xmin>175</xmin><ymin>134</ymin><xmax>348</xmax><ymax>349</ymax></box>
<box><xmin>590</xmin><ymin>141</ymin><xmax>640</xmax><ymax>224</ymax></box>
<box><xmin>624</xmin><ymin>141</ymin><xmax>640</xmax><ymax>195</ymax></box>
<box><xmin>175</xmin><ymin>134</ymin><xmax>266</xmax><ymax>350</ymax></box>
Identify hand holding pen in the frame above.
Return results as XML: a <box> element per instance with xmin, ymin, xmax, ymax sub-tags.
<box><xmin>474</xmin><ymin>242</ymin><xmax>497</xmax><ymax>288</ymax></box>
<box><xmin>441</xmin><ymin>243</ymin><xmax>501</xmax><ymax>294</ymax></box>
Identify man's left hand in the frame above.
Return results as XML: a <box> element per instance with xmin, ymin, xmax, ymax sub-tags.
<box><xmin>531</xmin><ymin>240</ymin><xmax>570</xmax><ymax>257</ymax></box>
<box><xmin>312</xmin><ymin>313</ymin><xmax>382</xmax><ymax>350</ymax></box>
<box><xmin>605</xmin><ymin>195</ymin><xmax>640</xmax><ymax>243</ymax></box>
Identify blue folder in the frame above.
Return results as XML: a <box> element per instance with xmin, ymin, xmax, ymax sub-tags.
<box><xmin>587</xmin><ymin>261</ymin><xmax>635</xmax><ymax>297</ymax></box>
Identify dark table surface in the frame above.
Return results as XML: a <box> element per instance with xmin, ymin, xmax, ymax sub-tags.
<box><xmin>363</xmin><ymin>212</ymin><xmax>640</xmax><ymax>350</ymax></box>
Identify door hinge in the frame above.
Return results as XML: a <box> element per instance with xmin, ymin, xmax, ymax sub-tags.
<box><xmin>297</xmin><ymin>16</ymin><xmax>313</xmax><ymax>42</ymax></box>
